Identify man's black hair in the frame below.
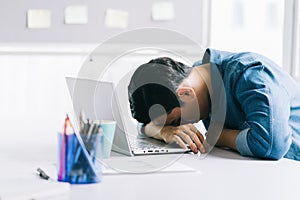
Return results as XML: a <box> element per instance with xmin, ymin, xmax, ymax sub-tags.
<box><xmin>128</xmin><ymin>57</ymin><xmax>192</xmax><ymax>124</ymax></box>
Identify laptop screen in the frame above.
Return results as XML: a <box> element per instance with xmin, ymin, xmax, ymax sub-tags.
<box><xmin>65</xmin><ymin>77</ymin><xmax>133</xmax><ymax>156</ymax></box>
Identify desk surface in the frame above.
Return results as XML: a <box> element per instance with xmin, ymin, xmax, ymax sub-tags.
<box><xmin>1</xmin><ymin>131</ymin><xmax>300</xmax><ymax>200</ymax></box>
<box><xmin>70</xmin><ymin>148</ymin><xmax>300</xmax><ymax>200</ymax></box>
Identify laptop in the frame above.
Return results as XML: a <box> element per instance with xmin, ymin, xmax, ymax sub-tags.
<box><xmin>65</xmin><ymin>77</ymin><xmax>191</xmax><ymax>156</ymax></box>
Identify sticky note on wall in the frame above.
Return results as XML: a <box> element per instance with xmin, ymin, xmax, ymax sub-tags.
<box><xmin>65</xmin><ymin>5</ymin><xmax>88</xmax><ymax>24</ymax></box>
<box><xmin>105</xmin><ymin>9</ymin><xmax>128</xmax><ymax>29</ymax></box>
<box><xmin>27</xmin><ymin>9</ymin><xmax>51</xmax><ymax>29</ymax></box>
<box><xmin>152</xmin><ymin>2</ymin><xmax>175</xmax><ymax>21</ymax></box>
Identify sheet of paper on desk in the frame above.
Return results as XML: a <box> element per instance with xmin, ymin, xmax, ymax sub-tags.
<box><xmin>0</xmin><ymin>162</ymin><xmax>70</xmax><ymax>200</ymax></box>
<box><xmin>101</xmin><ymin>156</ymin><xmax>200</xmax><ymax>175</ymax></box>
<box><xmin>0</xmin><ymin>178</ymin><xmax>70</xmax><ymax>200</ymax></box>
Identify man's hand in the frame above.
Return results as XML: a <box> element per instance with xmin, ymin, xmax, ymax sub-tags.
<box><xmin>144</xmin><ymin>122</ymin><xmax>206</xmax><ymax>154</ymax></box>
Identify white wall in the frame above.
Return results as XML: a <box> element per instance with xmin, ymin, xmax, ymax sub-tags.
<box><xmin>0</xmin><ymin>0</ymin><xmax>208</xmax><ymax>44</ymax></box>
<box><xmin>0</xmin><ymin>44</ymin><xmax>93</xmax><ymax>150</ymax></box>
<box><xmin>0</xmin><ymin>43</ymin><xmax>203</xmax><ymax>148</ymax></box>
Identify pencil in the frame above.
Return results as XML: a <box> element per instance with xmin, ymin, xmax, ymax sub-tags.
<box><xmin>58</xmin><ymin>115</ymin><xmax>68</xmax><ymax>180</ymax></box>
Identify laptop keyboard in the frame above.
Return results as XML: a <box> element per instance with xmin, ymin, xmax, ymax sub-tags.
<box><xmin>130</xmin><ymin>140</ymin><xmax>164</xmax><ymax>150</ymax></box>
<box><xmin>129</xmin><ymin>138</ymin><xmax>190</xmax><ymax>154</ymax></box>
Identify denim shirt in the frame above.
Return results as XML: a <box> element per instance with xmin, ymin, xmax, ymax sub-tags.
<box><xmin>194</xmin><ymin>48</ymin><xmax>300</xmax><ymax>161</ymax></box>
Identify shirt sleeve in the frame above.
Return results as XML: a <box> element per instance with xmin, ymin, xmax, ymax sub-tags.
<box><xmin>193</xmin><ymin>60</ymin><xmax>203</xmax><ymax>67</ymax></box>
<box><xmin>137</xmin><ymin>122</ymin><xmax>148</xmax><ymax>138</ymax></box>
<box><xmin>234</xmin><ymin>66</ymin><xmax>292</xmax><ymax>160</ymax></box>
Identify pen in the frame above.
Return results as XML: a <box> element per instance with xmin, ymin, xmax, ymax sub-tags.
<box><xmin>36</xmin><ymin>167</ymin><xmax>50</xmax><ymax>180</ymax></box>
<box><xmin>79</xmin><ymin>110</ymin><xmax>85</xmax><ymax>133</ymax></box>
<box><xmin>86</xmin><ymin>122</ymin><xmax>95</xmax><ymax>141</ymax></box>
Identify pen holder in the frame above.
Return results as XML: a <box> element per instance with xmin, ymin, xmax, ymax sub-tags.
<box><xmin>57</xmin><ymin>132</ymin><xmax>102</xmax><ymax>184</ymax></box>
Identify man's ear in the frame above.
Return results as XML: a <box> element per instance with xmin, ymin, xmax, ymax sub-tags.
<box><xmin>176</xmin><ymin>87</ymin><xmax>196</xmax><ymax>102</ymax></box>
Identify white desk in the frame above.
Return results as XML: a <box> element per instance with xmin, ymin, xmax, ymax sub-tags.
<box><xmin>69</xmin><ymin>148</ymin><xmax>300</xmax><ymax>200</ymax></box>
<box><xmin>1</xmin><ymin>130</ymin><xmax>300</xmax><ymax>200</ymax></box>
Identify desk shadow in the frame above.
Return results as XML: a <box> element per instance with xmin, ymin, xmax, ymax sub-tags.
<box><xmin>210</xmin><ymin>147</ymin><xmax>258</xmax><ymax>161</ymax></box>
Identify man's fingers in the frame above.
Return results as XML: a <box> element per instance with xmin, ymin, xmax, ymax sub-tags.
<box><xmin>195</xmin><ymin>130</ymin><xmax>205</xmax><ymax>143</ymax></box>
<box><xmin>195</xmin><ymin>131</ymin><xmax>207</xmax><ymax>153</ymax></box>
<box><xmin>184</xmin><ymin>124</ymin><xmax>206</xmax><ymax>152</ymax></box>
<box><xmin>172</xmin><ymin>135</ymin><xmax>188</xmax><ymax>150</ymax></box>
<box><xmin>183</xmin><ymin>128</ymin><xmax>206</xmax><ymax>153</ymax></box>
<box><xmin>162</xmin><ymin>124</ymin><xmax>207</xmax><ymax>154</ymax></box>
<box><xmin>176</xmin><ymin>131</ymin><xmax>197</xmax><ymax>153</ymax></box>
<box><xmin>189</xmin><ymin>125</ymin><xmax>205</xmax><ymax>143</ymax></box>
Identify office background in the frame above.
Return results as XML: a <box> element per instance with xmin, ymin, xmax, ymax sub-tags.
<box><xmin>0</xmin><ymin>0</ymin><xmax>208</xmax><ymax>44</ymax></box>
<box><xmin>1</xmin><ymin>2</ymin><xmax>300</xmax><ymax>200</ymax></box>
<box><xmin>0</xmin><ymin>0</ymin><xmax>299</xmax><ymax>147</ymax></box>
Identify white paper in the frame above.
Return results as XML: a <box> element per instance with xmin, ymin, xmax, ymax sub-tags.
<box><xmin>27</xmin><ymin>9</ymin><xmax>51</xmax><ymax>28</ymax></box>
<box><xmin>65</xmin><ymin>5</ymin><xmax>88</xmax><ymax>24</ymax></box>
<box><xmin>0</xmin><ymin>162</ymin><xmax>70</xmax><ymax>200</ymax></box>
<box><xmin>101</xmin><ymin>156</ymin><xmax>199</xmax><ymax>175</ymax></box>
<box><xmin>105</xmin><ymin>9</ymin><xmax>128</xmax><ymax>28</ymax></box>
<box><xmin>152</xmin><ymin>1</ymin><xmax>175</xmax><ymax>21</ymax></box>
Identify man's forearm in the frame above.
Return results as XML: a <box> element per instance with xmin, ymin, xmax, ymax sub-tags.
<box><xmin>216</xmin><ymin>128</ymin><xmax>240</xmax><ymax>150</ymax></box>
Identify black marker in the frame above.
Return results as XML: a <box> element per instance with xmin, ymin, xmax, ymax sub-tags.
<box><xmin>36</xmin><ymin>167</ymin><xmax>50</xmax><ymax>180</ymax></box>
